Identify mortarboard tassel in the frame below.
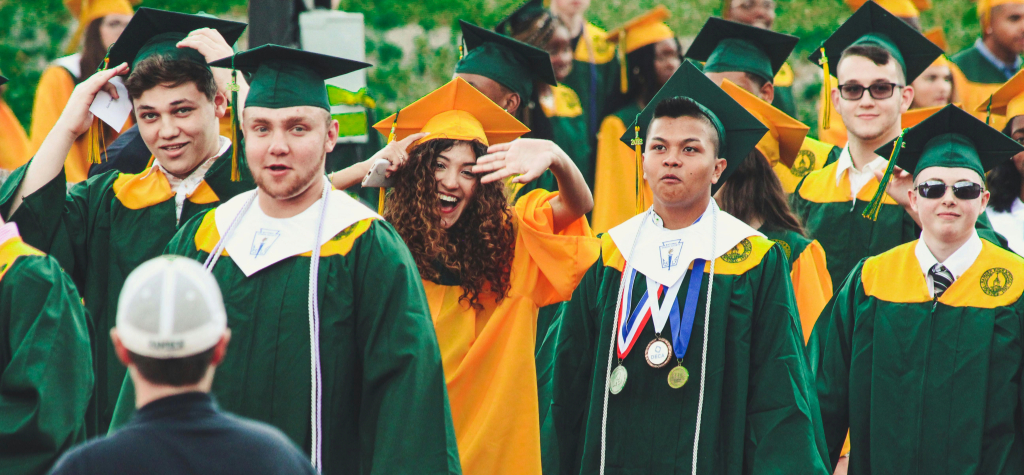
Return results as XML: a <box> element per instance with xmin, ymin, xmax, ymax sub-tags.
<box><xmin>818</xmin><ymin>47</ymin><xmax>833</xmax><ymax>131</ymax></box>
<box><xmin>88</xmin><ymin>55</ymin><xmax>112</xmax><ymax>165</ymax></box>
<box><xmin>228</xmin><ymin>56</ymin><xmax>241</xmax><ymax>182</ymax></box>
<box><xmin>861</xmin><ymin>130</ymin><xmax>905</xmax><ymax>221</ymax></box>
<box><xmin>632</xmin><ymin>114</ymin><xmax>644</xmax><ymax>215</ymax></box>
<box><xmin>986</xmin><ymin>95</ymin><xmax>993</xmax><ymax>126</ymax></box>
<box><xmin>380</xmin><ymin>110</ymin><xmax>400</xmax><ymax>214</ymax></box>
<box><xmin>618</xmin><ymin>31</ymin><xmax>628</xmax><ymax>94</ymax></box>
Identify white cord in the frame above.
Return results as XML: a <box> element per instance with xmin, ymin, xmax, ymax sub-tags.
<box><xmin>308</xmin><ymin>178</ymin><xmax>330</xmax><ymax>472</ymax></box>
<box><xmin>691</xmin><ymin>204</ymin><xmax>717</xmax><ymax>475</ymax></box>
<box><xmin>203</xmin><ymin>192</ymin><xmax>257</xmax><ymax>271</ymax></box>
<box><xmin>599</xmin><ymin>210</ymin><xmax>650</xmax><ymax>475</ymax></box>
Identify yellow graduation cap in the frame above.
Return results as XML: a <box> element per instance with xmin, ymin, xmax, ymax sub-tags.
<box><xmin>606</xmin><ymin>5</ymin><xmax>675</xmax><ymax>94</ymax></box>
<box><xmin>65</xmin><ymin>0</ymin><xmax>139</xmax><ymax>55</ymax></box>
<box><xmin>976</xmin><ymin>68</ymin><xmax>1024</xmax><ymax>121</ymax></box>
<box><xmin>845</xmin><ymin>0</ymin><xmax>921</xmax><ymax>18</ymax></box>
<box><xmin>372</xmin><ymin>77</ymin><xmax>530</xmax><ymax>148</ymax></box>
<box><xmin>979</xmin><ymin>0</ymin><xmax>1024</xmax><ymax>29</ymax></box>
<box><xmin>902</xmin><ymin>103</ymin><xmax>961</xmax><ymax>129</ymax></box>
<box><xmin>720</xmin><ymin>79</ymin><xmax>809</xmax><ymax>168</ymax></box>
<box><xmin>924</xmin><ymin>27</ymin><xmax>947</xmax><ymax>52</ymax></box>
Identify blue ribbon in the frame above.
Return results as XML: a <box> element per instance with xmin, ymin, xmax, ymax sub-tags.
<box><xmin>621</xmin><ymin>268</ymin><xmax>648</xmax><ymax>339</ymax></box>
<box><xmin>671</xmin><ymin>259</ymin><xmax>706</xmax><ymax>360</ymax></box>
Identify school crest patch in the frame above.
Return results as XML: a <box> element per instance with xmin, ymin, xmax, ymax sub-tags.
<box><xmin>722</xmin><ymin>238</ymin><xmax>752</xmax><ymax>263</ymax></box>
<box><xmin>981</xmin><ymin>268</ymin><xmax>1013</xmax><ymax>297</ymax></box>
<box><xmin>771</xmin><ymin>239</ymin><xmax>792</xmax><ymax>261</ymax></box>
<box><xmin>789</xmin><ymin>149</ymin><xmax>816</xmax><ymax>177</ymax></box>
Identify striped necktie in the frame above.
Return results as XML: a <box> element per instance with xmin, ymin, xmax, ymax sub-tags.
<box><xmin>929</xmin><ymin>263</ymin><xmax>954</xmax><ymax>298</ymax></box>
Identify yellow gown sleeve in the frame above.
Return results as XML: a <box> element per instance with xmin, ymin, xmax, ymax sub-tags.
<box><xmin>591</xmin><ymin>115</ymin><xmax>652</xmax><ymax>233</ymax></box>
<box><xmin>0</xmin><ymin>99</ymin><xmax>31</xmax><ymax>170</ymax></box>
<box><xmin>511</xmin><ymin>189</ymin><xmax>601</xmax><ymax>308</ymax></box>
<box><xmin>790</xmin><ymin>239</ymin><xmax>834</xmax><ymax>343</ymax></box>
<box><xmin>28</xmin><ymin>66</ymin><xmax>92</xmax><ymax>182</ymax></box>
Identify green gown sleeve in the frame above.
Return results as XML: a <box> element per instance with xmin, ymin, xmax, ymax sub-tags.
<box><xmin>350</xmin><ymin>221</ymin><xmax>461</xmax><ymax>474</ymax></box>
<box><xmin>806</xmin><ymin>260</ymin><xmax>865</xmax><ymax>470</ymax></box>
<box><xmin>0</xmin><ymin>255</ymin><xmax>92</xmax><ymax>475</ymax></box>
<box><xmin>544</xmin><ymin>259</ymin><xmax>602</xmax><ymax>475</ymax></box>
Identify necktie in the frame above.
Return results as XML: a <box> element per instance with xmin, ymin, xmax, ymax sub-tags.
<box><xmin>930</xmin><ymin>263</ymin><xmax>953</xmax><ymax>299</ymax></box>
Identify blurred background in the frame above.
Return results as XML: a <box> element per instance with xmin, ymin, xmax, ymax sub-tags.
<box><xmin>0</xmin><ymin>0</ymin><xmax>981</xmax><ymax>139</ymax></box>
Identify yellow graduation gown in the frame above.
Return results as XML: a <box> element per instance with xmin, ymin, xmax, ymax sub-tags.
<box><xmin>591</xmin><ymin>106</ymin><xmax>652</xmax><ymax>234</ymax></box>
<box><xmin>424</xmin><ymin>189</ymin><xmax>600</xmax><ymax>475</ymax></box>
<box><xmin>773</xmin><ymin>137</ymin><xmax>840</xmax><ymax>194</ymax></box>
<box><xmin>0</xmin><ymin>98</ymin><xmax>30</xmax><ymax>170</ymax></box>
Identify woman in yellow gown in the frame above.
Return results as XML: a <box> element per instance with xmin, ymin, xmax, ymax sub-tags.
<box><xmin>0</xmin><ymin>74</ymin><xmax>30</xmax><ymax>171</ymax></box>
<box><xmin>28</xmin><ymin>0</ymin><xmax>134</xmax><ymax>182</ymax></box>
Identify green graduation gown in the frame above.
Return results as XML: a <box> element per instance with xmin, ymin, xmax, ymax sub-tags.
<box><xmin>110</xmin><ymin>200</ymin><xmax>461</xmax><ymax>475</ymax></box>
<box><xmin>0</xmin><ymin>234</ymin><xmax>92</xmax><ymax>475</ymax></box>
<box><xmin>0</xmin><ymin>146</ymin><xmax>253</xmax><ymax>436</ymax></box>
<box><xmin>809</xmin><ymin>239</ymin><xmax>1024</xmax><ymax>474</ymax></box>
<box><xmin>543</xmin><ymin>232</ymin><xmax>829</xmax><ymax>475</ymax></box>
<box><xmin>790</xmin><ymin>160</ymin><xmax>1004</xmax><ymax>287</ymax></box>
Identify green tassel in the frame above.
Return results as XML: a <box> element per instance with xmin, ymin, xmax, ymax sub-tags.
<box><xmin>861</xmin><ymin>130</ymin><xmax>906</xmax><ymax>221</ymax></box>
<box><xmin>986</xmin><ymin>95</ymin><xmax>993</xmax><ymax>126</ymax></box>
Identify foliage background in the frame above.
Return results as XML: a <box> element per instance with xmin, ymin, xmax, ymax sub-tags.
<box><xmin>0</xmin><ymin>0</ymin><xmax>982</xmax><ymax>133</ymax></box>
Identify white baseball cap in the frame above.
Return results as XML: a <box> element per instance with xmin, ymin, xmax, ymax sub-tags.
<box><xmin>116</xmin><ymin>256</ymin><xmax>228</xmax><ymax>359</ymax></box>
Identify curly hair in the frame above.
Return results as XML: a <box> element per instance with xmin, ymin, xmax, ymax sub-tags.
<box><xmin>384</xmin><ymin>139</ymin><xmax>516</xmax><ymax>309</ymax></box>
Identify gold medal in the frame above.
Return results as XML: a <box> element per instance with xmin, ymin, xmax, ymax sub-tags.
<box><xmin>610</xmin><ymin>365</ymin><xmax>628</xmax><ymax>394</ymax></box>
<box><xmin>667</xmin><ymin>365</ymin><xmax>689</xmax><ymax>389</ymax></box>
<box><xmin>645</xmin><ymin>338</ymin><xmax>672</xmax><ymax>368</ymax></box>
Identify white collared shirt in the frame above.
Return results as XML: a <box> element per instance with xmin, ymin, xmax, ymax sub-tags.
<box><xmin>915</xmin><ymin>230</ymin><xmax>983</xmax><ymax>296</ymax></box>
<box><xmin>0</xmin><ymin>222</ymin><xmax>19</xmax><ymax>247</ymax></box>
<box><xmin>152</xmin><ymin>136</ymin><xmax>231</xmax><ymax>222</ymax></box>
<box><xmin>987</xmin><ymin>199</ymin><xmax>1024</xmax><ymax>255</ymax></box>
<box><xmin>835</xmin><ymin>146</ymin><xmax>888</xmax><ymax>199</ymax></box>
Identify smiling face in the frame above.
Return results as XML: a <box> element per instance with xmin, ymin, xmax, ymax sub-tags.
<box><xmin>432</xmin><ymin>141</ymin><xmax>480</xmax><ymax>229</ymax></box>
<box><xmin>134</xmin><ymin>82</ymin><xmax>226</xmax><ymax>177</ymax></box>
<box><xmin>643</xmin><ymin>115</ymin><xmax>726</xmax><ymax>211</ymax></box>
<box><xmin>243</xmin><ymin>106</ymin><xmax>337</xmax><ymax>204</ymax></box>
<box><xmin>833</xmin><ymin>53</ymin><xmax>913</xmax><ymax>144</ymax></box>
<box><xmin>910</xmin><ymin>166</ymin><xmax>990</xmax><ymax>246</ymax></box>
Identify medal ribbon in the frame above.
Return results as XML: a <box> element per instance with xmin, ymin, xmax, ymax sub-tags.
<box><xmin>670</xmin><ymin>259</ymin><xmax>707</xmax><ymax>360</ymax></box>
<box><xmin>616</xmin><ymin>267</ymin><xmax>664</xmax><ymax>359</ymax></box>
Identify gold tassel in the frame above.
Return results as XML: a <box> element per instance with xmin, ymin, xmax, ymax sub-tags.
<box><xmin>618</xmin><ymin>32</ymin><xmax>628</xmax><ymax>94</ymax></box>
<box><xmin>379</xmin><ymin>110</ymin><xmax>400</xmax><ymax>214</ymax></box>
<box><xmin>819</xmin><ymin>47</ymin><xmax>832</xmax><ymax>131</ymax></box>
<box><xmin>88</xmin><ymin>117</ymin><xmax>104</xmax><ymax>164</ymax></box>
<box><xmin>228</xmin><ymin>62</ymin><xmax>242</xmax><ymax>181</ymax></box>
<box><xmin>378</xmin><ymin>188</ymin><xmax>386</xmax><ymax>214</ymax></box>
<box><xmin>631</xmin><ymin>114</ymin><xmax>644</xmax><ymax>215</ymax></box>
<box><xmin>861</xmin><ymin>130</ymin><xmax>906</xmax><ymax>221</ymax></box>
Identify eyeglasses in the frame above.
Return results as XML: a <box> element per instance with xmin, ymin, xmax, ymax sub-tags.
<box><xmin>915</xmin><ymin>180</ymin><xmax>984</xmax><ymax>200</ymax></box>
<box><xmin>837</xmin><ymin>83</ymin><xmax>904</xmax><ymax>101</ymax></box>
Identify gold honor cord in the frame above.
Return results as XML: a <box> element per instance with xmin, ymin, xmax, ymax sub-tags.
<box><xmin>818</xmin><ymin>47</ymin><xmax>833</xmax><ymax>131</ymax></box>
<box><xmin>632</xmin><ymin>114</ymin><xmax>644</xmax><ymax>215</ymax></box>
<box><xmin>862</xmin><ymin>129</ymin><xmax>906</xmax><ymax>221</ymax></box>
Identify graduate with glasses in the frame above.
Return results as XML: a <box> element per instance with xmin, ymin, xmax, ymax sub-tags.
<box><xmin>810</xmin><ymin>104</ymin><xmax>1024</xmax><ymax>475</ymax></box>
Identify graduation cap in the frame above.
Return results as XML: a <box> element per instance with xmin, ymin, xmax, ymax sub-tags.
<box><xmin>808</xmin><ymin>1</ymin><xmax>942</xmax><ymax>130</ymax></box>
<box><xmin>924</xmin><ymin>27</ymin><xmax>947</xmax><ymax>52</ymax></box>
<box><xmin>685</xmin><ymin>17</ymin><xmax>798</xmax><ymax>83</ymax></box>
<box><xmin>901</xmin><ymin>103</ymin><xmax>960</xmax><ymax>129</ymax></box>
<box><xmin>720</xmin><ymin>79</ymin><xmax>809</xmax><ymax>168</ymax></box>
<box><xmin>618</xmin><ymin>61</ymin><xmax>768</xmax><ymax>204</ymax></box>
<box><xmin>0</xmin><ymin>75</ymin><xmax>6</xmax><ymax>87</ymax></box>
<box><xmin>64</xmin><ymin>0</ymin><xmax>138</xmax><ymax>55</ymax></box>
<box><xmin>107</xmin><ymin>8</ymin><xmax>247</xmax><ymax>71</ymax></box>
<box><xmin>209</xmin><ymin>45</ymin><xmax>370</xmax><ymax>112</ymax></box>
<box><xmin>875</xmin><ymin>104</ymin><xmax>1023</xmax><ymax>182</ymax></box>
<box><xmin>975</xmin><ymin>68</ymin><xmax>1024</xmax><ymax>122</ymax></box>
<box><xmin>844</xmin><ymin>0</ymin><xmax>926</xmax><ymax>17</ymax></box>
<box><xmin>372</xmin><ymin>76</ymin><xmax>529</xmax><ymax>148</ymax></box>
<box><xmin>607</xmin><ymin>6</ymin><xmax>675</xmax><ymax>94</ymax></box>
<box><xmin>455</xmin><ymin>20</ymin><xmax>557</xmax><ymax>100</ymax></box>
<box><xmin>495</xmin><ymin>0</ymin><xmax>546</xmax><ymax>35</ymax></box>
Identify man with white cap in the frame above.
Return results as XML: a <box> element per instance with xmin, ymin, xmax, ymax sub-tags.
<box><xmin>47</xmin><ymin>256</ymin><xmax>317</xmax><ymax>475</ymax></box>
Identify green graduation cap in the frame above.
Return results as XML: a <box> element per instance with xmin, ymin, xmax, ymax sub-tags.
<box><xmin>455</xmin><ymin>20</ymin><xmax>557</xmax><ymax>100</ymax></box>
<box><xmin>620</xmin><ymin>60</ymin><xmax>768</xmax><ymax>197</ymax></box>
<box><xmin>875</xmin><ymin>104</ymin><xmax>1023</xmax><ymax>180</ymax></box>
<box><xmin>807</xmin><ymin>1</ymin><xmax>941</xmax><ymax>83</ymax></box>
<box><xmin>495</xmin><ymin>0</ymin><xmax>545</xmax><ymax>35</ymax></box>
<box><xmin>106</xmin><ymin>7</ymin><xmax>247</xmax><ymax>71</ymax></box>
<box><xmin>684</xmin><ymin>17</ymin><xmax>799</xmax><ymax>83</ymax></box>
<box><xmin>208</xmin><ymin>44</ymin><xmax>370</xmax><ymax>111</ymax></box>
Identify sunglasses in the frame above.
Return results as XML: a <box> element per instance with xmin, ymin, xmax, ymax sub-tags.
<box><xmin>837</xmin><ymin>83</ymin><xmax>903</xmax><ymax>101</ymax></box>
<box><xmin>915</xmin><ymin>180</ymin><xmax>984</xmax><ymax>200</ymax></box>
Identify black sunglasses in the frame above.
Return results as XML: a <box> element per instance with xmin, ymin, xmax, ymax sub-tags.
<box><xmin>837</xmin><ymin>82</ymin><xmax>904</xmax><ymax>101</ymax></box>
<box><xmin>915</xmin><ymin>180</ymin><xmax>984</xmax><ymax>200</ymax></box>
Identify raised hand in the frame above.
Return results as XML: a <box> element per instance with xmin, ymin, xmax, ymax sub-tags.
<box><xmin>55</xmin><ymin>63</ymin><xmax>129</xmax><ymax>139</ymax></box>
<box><xmin>472</xmin><ymin>138</ymin><xmax>567</xmax><ymax>185</ymax></box>
<box><xmin>179</xmin><ymin>28</ymin><xmax>239</xmax><ymax>95</ymax></box>
<box><xmin>378</xmin><ymin>132</ymin><xmax>430</xmax><ymax>176</ymax></box>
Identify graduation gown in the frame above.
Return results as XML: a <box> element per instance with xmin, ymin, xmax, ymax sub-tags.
<box><xmin>789</xmin><ymin>160</ymin><xmax>1004</xmax><ymax>287</ymax></box>
<box><xmin>425</xmin><ymin>190</ymin><xmax>599</xmax><ymax>475</ymax></box>
<box><xmin>590</xmin><ymin>103</ymin><xmax>652</xmax><ymax>234</ymax></box>
<box><xmin>111</xmin><ymin>197</ymin><xmax>461</xmax><ymax>475</ymax></box>
<box><xmin>0</xmin><ymin>98</ymin><xmax>30</xmax><ymax>171</ymax></box>
<box><xmin>950</xmin><ymin>45</ymin><xmax>1016</xmax><ymax>131</ymax></box>
<box><xmin>544</xmin><ymin>226</ymin><xmax>829</xmax><ymax>475</ymax></box>
<box><xmin>809</xmin><ymin>239</ymin><xmax>1024</xmax><ymax>474</ymax></box>
<box><xmin>0</xmin><ymin>235</ymin><xmax>92</xmax><ymax>475</ymax></box>
<box><xmin>562</xmin><ymin>22</ymin><xmax>620</xmax><ymax>141</ymax></box>
<box><xmin>521</xmin><ymin>86</ymin><xmax>595</xmax><ymax>194</ymax></box>
<box><xmin>761</xmin><ymin>227</ymin><xmax>832</xmax><ymax>342</ymax></box>
<box><xmin>773</xmin><ymin>137</ymin><xmax>841</xmax><ymax>194</ymax></box>
<box><xmin>0</xmin><ymin>145</ymin><xmax>252</xmax><ymax>436</ymax></box>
